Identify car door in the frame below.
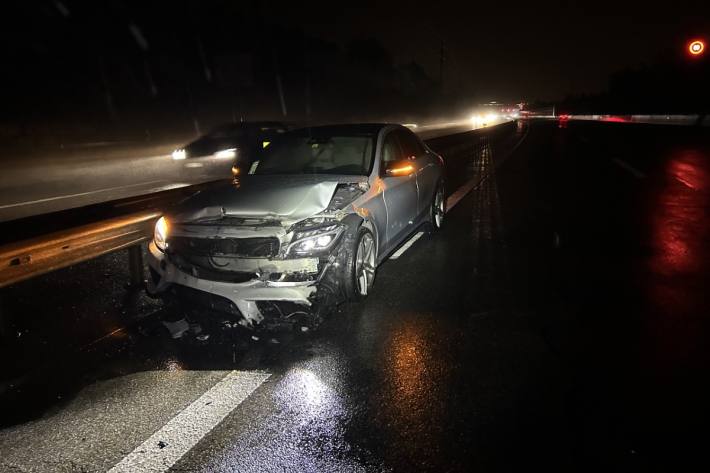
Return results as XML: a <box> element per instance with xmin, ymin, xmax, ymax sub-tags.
<box><xmin>396</xmin><ymin>129</ymin><xmax>438</xmax><ymax>221</ymax></box>
<box><xmin>381</xmin><ymin>130</ymin><xmax>419</xmax><ymax>252</ymax></box>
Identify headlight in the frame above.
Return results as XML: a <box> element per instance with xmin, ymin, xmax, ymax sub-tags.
<box><xmin>154</xmin><ymin>216</ymin><xmax>168</xmax><ymax>251</ymax></box>
<box><xmin>287</xmin><ymin>224</ymin><xmax>344</xmax><ymax>256</ymax></box>
<box><xmin>172</xmin><ymin>148</ymin><xmax>186</xmax><ymax>160</ymax></box>
<box><xmin>214</xmin><ymin>148</ymin><xmax>237</xmax><ymax>159</ymax></box>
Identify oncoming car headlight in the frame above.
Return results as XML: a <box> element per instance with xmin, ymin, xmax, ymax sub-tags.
<box><xmin>288</xmin><ymin>223</ymin><xmax>344</xmax><ymax>256</ymax></box>
<box><xmin>214</xmin><ymin>148</ymin><xmax>237</xmax><ymax>159</ymax></box>
<box><xmin>154</xmin><ymin>216</ymin><xmax>168</xmax><ymax>251</ymax></box>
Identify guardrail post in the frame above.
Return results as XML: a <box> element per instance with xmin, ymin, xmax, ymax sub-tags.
<box><xmin>128</xmin><ymin>245</ymin><xmax>144</xmax><ymax>288</ymax></box>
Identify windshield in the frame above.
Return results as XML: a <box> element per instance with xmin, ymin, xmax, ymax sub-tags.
<box><xmin>252</xmin><ymin>132</ymin><xmax>374</xmax><ymax>176</ymax></box>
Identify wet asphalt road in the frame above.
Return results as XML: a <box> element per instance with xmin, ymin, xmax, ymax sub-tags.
<box><xmin>1</xmin><ymin>119</ymin><xmax>709</xmax><ymax>472</ymax></box>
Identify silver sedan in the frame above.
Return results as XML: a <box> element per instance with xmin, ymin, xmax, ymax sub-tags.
<box><xmin>148</xmin><ymin>124</ymin><xmax>445</xmax><ymax>328</ymax></box>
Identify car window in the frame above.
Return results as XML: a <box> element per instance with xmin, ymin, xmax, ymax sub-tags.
<box><xmin>253</xmin><ymin>132</ymin><xmax>374</xmax><ymax>176</ymax></box>
<box><xmin>382</xmin><ymin>133</ymin><xmax>403</xmax><ymax>166</ymax></box>
<box><xmin>396</xmin><ymin>129</ymin><xmax>425</xmax><ymax>159</ymax></box>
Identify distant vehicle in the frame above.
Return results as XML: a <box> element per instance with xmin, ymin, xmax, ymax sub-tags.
<box><xmin>150</xmin><ymin>124</ymin><xmax>445</xmax><ymax>330</ymax></box>
<box><xmin>171</xmin><ymin>122</ymin><xmax>287</xmax><ymax>168</ymax></box>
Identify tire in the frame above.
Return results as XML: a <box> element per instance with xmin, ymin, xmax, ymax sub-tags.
<box><xmin>430</xmin><ymin>181</ymin><xmax>445</xmax><ymax>231</ymax></box>
<box><xmin>344</xmin><ymin>226</ymin><xmax>376</xmax><ymax>301</ymax></box>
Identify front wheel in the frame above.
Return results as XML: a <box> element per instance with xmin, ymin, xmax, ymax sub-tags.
<box><xmin>344</xmin><ymin>227</ymin><xmax>376</xmax><ymax>301</ymax></box>
<box><xmin>430</xmin><ymin>182</ymin><xmax>445</xmax><ymax>231</ymax></box>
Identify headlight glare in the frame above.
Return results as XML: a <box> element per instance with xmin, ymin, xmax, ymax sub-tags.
<box><xmin>214</xmin><ymin>148</ymin><xmax>237</xmax><ymax>159</ymax></box>
<box><xmin>316</xmin><ymin>235</ymin><xmax>332</xmax><ymax>247</ymax></box>
<box><xmin>288</xmin><ymin>224</ymin><xmax>343</xmax><ymax>255</ymax></box>
<box><xmin>154</xmin><ymin>216</ymin><xmax>168</xmax><ymax>251</ymax></box>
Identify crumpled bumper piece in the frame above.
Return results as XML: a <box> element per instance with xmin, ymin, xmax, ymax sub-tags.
<box><xmin>147</xmin><ymin>242</ymin><xmax>317</xmax><ymax>325</ymax></box>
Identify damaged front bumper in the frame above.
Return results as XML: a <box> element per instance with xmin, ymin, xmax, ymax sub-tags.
<box><xmin>147</xmin><ymin>241</ymin><xmax>325</xmax><ymax>326</ymax></box>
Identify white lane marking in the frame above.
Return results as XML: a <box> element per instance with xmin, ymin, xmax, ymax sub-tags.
<box><xmin>446</xmin><ymin>178</ymin><xmax>479</xmax><ymax>212</ymax></box>
<box><xmin>612</xmin><ymin>158</ymin><xmax>646</xmax><ymax>179</ymax></box>
<box><xmin>108</xmin><ymin>370</ymin><xmax>270</xmax><ymax>473</ymax></box>
<box><xmin>390</xmin><ymin>231</ymin><xmax>424</xmax><ymax>260</ymax></box>
<box><xmin>0</xmin><ymin>180</ymin><xmax>167</xmax><ymax>209</ymax></box>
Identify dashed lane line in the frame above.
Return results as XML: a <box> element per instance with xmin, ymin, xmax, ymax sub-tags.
<box><xmin>107</xmin><ymin>370</ymin><xmax>270</xmax><ymax>473</ymax></box>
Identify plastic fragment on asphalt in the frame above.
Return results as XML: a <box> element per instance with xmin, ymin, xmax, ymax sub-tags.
<box><xmin>162</xmin><ymin>319</ymin><xmax>190</xmax><ymax>339</ymax></box>
<box><xmin>190</xmin><ymin>323</ymin><xmax>203</xmax><ymax>334</ymax></box>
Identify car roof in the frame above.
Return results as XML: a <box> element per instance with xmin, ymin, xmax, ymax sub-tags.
<box><xmin>287</xmin><ymin>123</ymin><xmax>399</xmax><ymax>136</ymax></box>
<box><xmin>209</xmin><ymin>121</ymin><xmax>286</xmax><ymax>132</ymax></box>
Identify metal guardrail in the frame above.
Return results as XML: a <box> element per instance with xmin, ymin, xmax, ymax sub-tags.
<box><xmin>0</xmin><ymin>211</ymin><xmax>160</xmax><ymax>288</ymax></box>
<box><xmin>527</xmin><ymin>113</ymin><xmax>710</xmax><ymax>127</ymax></box>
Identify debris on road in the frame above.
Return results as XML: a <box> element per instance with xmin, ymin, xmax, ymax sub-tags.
<box><xmin>161</xmin><ymin>319</ymin><xmax>189</xmax><ymax>339</ymax></box>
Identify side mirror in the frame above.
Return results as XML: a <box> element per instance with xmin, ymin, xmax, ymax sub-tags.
<box><xmin>384</xmin><ymin>160</ymin><xmax>415</xmax><ymax>177</ymax></box>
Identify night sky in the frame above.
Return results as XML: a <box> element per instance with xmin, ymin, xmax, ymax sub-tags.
<box><xmin>271</xmin><ymin>0</ymin><xmax>710</xmax><ymax>100</ymax></box>
<box><xmin>1</xmin><ymin>0</ymin><xmax>710</xmax><ymax>113</ymax></box>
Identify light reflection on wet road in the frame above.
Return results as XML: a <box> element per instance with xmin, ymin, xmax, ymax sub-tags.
<box><xmin>644</xmin><ymin>147</ymin><xmax>709</xmax><ymax>376</ymax></box>
<box><xmin>380</xmin><ymin>315</ymin><xmax>454</xmax><ymax>465</ymax></box>
<box><xmin>650</xmin><ymin>150</ymin><xmax>707</xmax><ymax>277</ymax></box>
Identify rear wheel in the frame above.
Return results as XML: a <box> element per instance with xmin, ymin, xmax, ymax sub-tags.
<box><xmin>344</xmin><ymin>227</ymin><xmax>376</xmax><ymax>301</ymax></box>
<box><xmin>430</xmin><ymin>182</ymin><xmax>445</xmax><ymax>230</ymax></box>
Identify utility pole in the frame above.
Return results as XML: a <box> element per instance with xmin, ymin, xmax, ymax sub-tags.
<box><xmin>273</xmin><ymin>51</ymin><xmax>288</xmax><ymax>117</ymax></box>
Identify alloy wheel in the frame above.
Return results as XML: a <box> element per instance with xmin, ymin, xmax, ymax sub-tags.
<box><xmin>355</xmin><ymin>232</ymin><xmax>376</xmax><ymax>296</ymax></box>
<box><xmin>434</xmin><ymin>186</ymin><xmax>445</xmax><ymax>228</ymax></box>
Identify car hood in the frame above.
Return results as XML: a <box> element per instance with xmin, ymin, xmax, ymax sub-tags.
<box><xmin>171</xmin><ymin>174</ymin><xmax>367</xmax><ymax>224</ymax></box>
